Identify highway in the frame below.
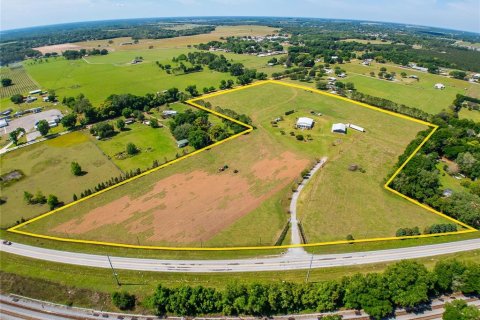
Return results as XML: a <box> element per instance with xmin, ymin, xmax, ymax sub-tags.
<box><xmin>1</xmin><ymin>238</ymin><xmax>479</xmax><ymax>273</ymax></box>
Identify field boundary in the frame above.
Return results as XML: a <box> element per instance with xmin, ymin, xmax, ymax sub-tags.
<box><xmin>7</xmin><ymin>80</ymin><xmax>477</xmax><ymax>251</ymax></box>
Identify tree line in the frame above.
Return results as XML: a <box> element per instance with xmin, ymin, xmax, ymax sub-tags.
<box><xmin>137</xmin><ymin>259</ymin><xmax>480</xmax><ymax>319</ymax></box>
<box><xmin>0</xmin><ymin>22</ymin><xmax>215</xmax><ymax>65</ymax></box>
<box><xmin>62</xmin><ymin>48</ymin><xmax>108</xmax><ymax>60</ymax></box>
<box><xmin>391</xmin><ymin>113</ymin><xmax>480</xmax><ymax>228</ymax></box>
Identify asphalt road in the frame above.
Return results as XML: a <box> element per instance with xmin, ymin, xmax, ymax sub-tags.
<box><xmin>1</xmin><ymin>238</ymin><xmax>479</xmax><ymax>273</ymax></box>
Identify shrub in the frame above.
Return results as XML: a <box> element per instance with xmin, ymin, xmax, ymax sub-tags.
<box><xmin>112</xmin><ymin>292</ymin><xmax>135</xmax><ymax>310</ymax></box>
<box><xmin>10</xmin><ymin>94</ymin><xmax>23</xmax><ymax>104</ymax></box>
<box><xmin>71</xmin><ymin>161</ymin><xmax>82</xmax><ymax>176</ymax></box>
<box><xmin>296</xmin><ymin>134</ymin><xmax>304</xmax><ymax>141</ymax></box>
<box><xmin>47</xmin><ymin>194</ymin><xmax>59</xmax><ymax>210</ymax></box>
<box><xmin>126</xmin><ymin>143</ymin><xmax>139</xmax><ymax>155</ymax></box>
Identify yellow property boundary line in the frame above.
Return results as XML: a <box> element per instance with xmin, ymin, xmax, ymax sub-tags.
<box><xmin>7</xmin><ymin>80</ymin><xmax>477</xmax><ymax>251</ymax></box>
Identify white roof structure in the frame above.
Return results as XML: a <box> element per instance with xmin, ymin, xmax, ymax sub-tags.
<box><xmin>296</xmin><ymin>117</ymin><xmax>314</xmax><ymax>129</ymax></box>
<box><xmin>332</xmin><ymin>123</ymin><xmax>347</xmax><ymax>133</ymax></box>
<box><xmin>434</xmin><ymin>83</ymin><xmax>445</xmax><ymax>89</ymax></box>
<box><xmin>348</xmin><ymin>123</ymin><xmax>365</xmax><ymax>132</ymax></box>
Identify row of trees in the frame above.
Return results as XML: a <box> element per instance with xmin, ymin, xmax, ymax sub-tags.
<box><xmin>23</xmin><ymin>191</ymin><xmax>60</xmax><ymax>210</ymax></box>
<box><xmin>196</xmin><ymin>36</ymin><xmax>283</xmax><ymax>55</ymax></box>
<box><xmin>396</xmin><ymin>223</ymin><xmax>457</xmax><ymax>237</ymax></box>
<box><xmin>62</xmin><ymin>48</ymin><xmax>108</xmax><ymax>60</ymax></box>
<box><xmin>144</xmin><ymin>260</ymin><xmax>480</xmax><ymax>318</ymax></box>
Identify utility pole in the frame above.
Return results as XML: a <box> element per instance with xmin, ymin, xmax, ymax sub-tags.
<box><xmin>107</xmin><ymin>255</ymin><xmax>121</xmax><ymax>286</ymax></box>
<box><xmin>305</xmin><ymin>254</ymin><xmax>314</xmax><ymax>283</ymax></box>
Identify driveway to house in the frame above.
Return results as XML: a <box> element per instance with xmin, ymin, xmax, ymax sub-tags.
<box><xmin>288</xmin><ymin>156</ymin><xmax>328</xmax><ymax>256</ymax></box>
<box><xmin>1</xmin><ymin>109</ymin><xmax>62</xmax><ymax>135</ymax></box>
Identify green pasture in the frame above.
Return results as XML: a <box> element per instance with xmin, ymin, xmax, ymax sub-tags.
<box><xmin>0</xmin><ymin>131</ymin><xmax>122</xmax><ymax>227</ymax></box>
<box><xmin>92</xmin><ymin>122</ymin><xmax>183</xmax><ymax>172</ymax></box>
<box><xmin>459</xmin><ymin>107</ymin><xmax>480</xmax><ymax>122</ymax></box>
<box><xmin>21</xmin><ymin>49</ymin><xmax>284</xmax><ymax>107</ymax></box>
<box><xmin>14</xmin><ymin>82</ymin><xmax>461</xmax><ymax>247</ymax></box>
<box><xmin>206</xmin><ymin>82</ymin><xmax>456</xmax><ymax>242</ymax></box>
<box><xmin>338</xmin><ymin>61</ymin><xmax>480</xmax><ymax>114</ymax></box>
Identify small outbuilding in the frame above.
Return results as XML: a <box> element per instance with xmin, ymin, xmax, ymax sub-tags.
<box><xmin>332</xmin><ymin>123</ymin><xmax>347</xmax><ymax>134</ymax></box>
<box><xmin>434</xmin><ymin>83</ymin><xmax>445</xmax><ymax>90</ymax></box>
<box><xmin>348</xmin><ymin>123</ymin><xmax>365</xmax><ymax>132</ymax></box>
<box><xmin>176</xmin><ymin>139</ymin><xmax>189</xmax><ymax>148</ymax></box>
<box><xmin>296</xmin><ymin>117</ymin><xmax>314</xmax><ymax>129</ymax></box>
<box><xmin>0</xmin><ymin>119</ymin><xmax>8</xmax><ymax>128</ymax></box>
<box><xmin>162</xmin><ymin>110</ymin><xmax>178</xmax><ymax>118</ymax></box>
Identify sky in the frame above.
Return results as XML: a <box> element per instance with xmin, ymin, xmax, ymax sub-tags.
<box><xmin>1</xmin><ymin>0</ymin><xmax>479</xmax><ymax>33</ymax></box>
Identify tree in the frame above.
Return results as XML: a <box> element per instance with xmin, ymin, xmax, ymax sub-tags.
<box><xmin>24</xmin><ymin>191</ymin><xmax>33</xmax><ymax>204</ymax></box>
<box><xmin>10</xmin><ymin>94</ymin><xmax>23</xmax><ymax>104</ymax></box>
<box><xmin>116</xmin><ymin>118</ymin><xmax>125</xmax><ymax>131</ymax></box>
<box><xmin>384</xmin><ymin>260</ymin><xmax>433</xmax><ymax>308</ymax></box>
<box><xmin>449</xmin><ymin>70</ymin><xmax>467</xmax><ymax>80</ymax></box>
<box><xmin>126</xmin><ymin>142</ymin><xmax>138</xmax><ymax>155</ymax></box>
<box><xmin>8</xmin><ymin>127</ymin><xmax>25</xmax><ymax>146</ymax></box>
<box><xmin>188</xmin><ymin>129</ymin><xmax>210</xmax><ymax>150</ymax></box>
<box><xmin>112</xmin><ymin>292</ymin><xmax>136</xmax><ymax>310</ymax></box>
<box><xmin>47</xmin><ymin>89</ymin><xmax>56</xmax><ymax>102</ymax></box>
<box><xmin>150</xmin><ymin>118</ymin><xmax>159</xmax><ymax>128</ymax></box>
<box><xmin>400</xmin><ymin>72</ymin><xmax>407</xmax><ymax>78</ymax></box>
<box><xmin>47</xmin><ymin>194</ymin><xmax>59</xmax><ymax>210</ymax></box>
<box><xmin>316</xmin><ymin>81</ymin><xmax>328</xmax><ymax>90</ymax></box>
<box><xmin>71</xmin><ymin>161</ymin><xmax>82</xmax><ymax>176</ymax></box>
<box><xmin>36</xmin><ymin>120</ymin><xmax>50</xmax><ymax>136</ymax></box>
<box><xmin>60</xmin><ymin>113</ymin><xmax>77</xmax><ymax>130</ymax></box>
<box><xmin>185</xmin><ymin>85</ymin><xmax>199</xmax><ymax>97</ymax></box>
<box><xmin>1</xmin><ymin>78</ymin><xmax>12</xmax><ymax>87</ymax></box>
<box><xmin>173</xmin><ymin>123</ymin><xmax>193</xmax><ymax>140</ymax></box>
<box><xmin>434</xmin><ymin>260</ymin><xmax>466</xmax><ymax>293</ymax></box>
<box><xmin>443</xmin><ymin>299</ymin><xmax>480</xmax><ymax>320</ymax></box>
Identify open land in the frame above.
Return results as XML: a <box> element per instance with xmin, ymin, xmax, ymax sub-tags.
<box><xmin>205</xmin><ymin>82</ymin><xmax>458</xmax><ymax>242</ymax></box>
<box><xmin>338</xmin><ymin>61</ymin><xmax>480</xmax><ymax>113</ymax></box>
<box><xmin>19</xmin><ymin>48</ymin><xmax>283</xmax><ymax>109</ymax></box>
<box><xmin>0</xmin><ymin>131</ymin><xmax>122</xmax><ymax>227</ymax></box>
<box><xmin>17</xmin><ymin>82</ymin><xmax>461</xmax><ymax>247</ymax></box>
<box><xmin>459</xmin><ymin>107</ymin><xmax>480</xmax><ymax>122</ymax></box>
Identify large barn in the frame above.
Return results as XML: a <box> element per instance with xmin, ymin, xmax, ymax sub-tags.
<box><xmin>296</xmin><ymin>117</ymin><xmax>314</xmax><ymax>129</ymax></box>
<box><xmin>332</xmin><ymin>123</ymin><xmax>347</xmax><ymax>134</ymax></box>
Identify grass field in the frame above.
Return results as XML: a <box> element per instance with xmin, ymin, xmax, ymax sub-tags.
<box><xmin>70</xmin><ymin>25</ymin><xmax>280</xmax><ymax>51</ymax></box>
<box><xmin>0</xmin><ymin>131</ymin><xmax>122</xmax><ymax>227</ymax></box>
<box><xmin>340</xmin><ymin>38</ymin><xmax>392</xmax><ymax>44</ymax></box>
<box><xmin>20</xmin><ymin>49</ymin><xmax>283</xmax><ymax>109</ymax></box>
<box><xmin>0</xmin><ymin>65</ymin><xmax>40</xmax><ymax>99</ymax></box>
<box><xmin>338</xmin><ymin>61</ymin><xmax>480</xmax><ymax>114</ymax></box>
<box><xmin>15</xmin><ymin>82</ymin><xmax>463</xmax><ymax>247</ymax></box>
<box><xmin>205</xmin><ymin>82</ymin><xmax>458</xmax><ymax>242</ymax></box>
<box><xmin>92</xmin><ymin>122</ymin><xmax>184</xmax><ymax>172</ymax></box>
<box><xmin>459</xmin><ymin>107</ymin><xmax>480</xmax><ymax>122</ymax></box>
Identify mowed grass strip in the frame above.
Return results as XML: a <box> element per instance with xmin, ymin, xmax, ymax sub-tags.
<box><xmin>0</xmin><ymin>131</ymin><xmax>122</xmax><ymax>227</ymax></box>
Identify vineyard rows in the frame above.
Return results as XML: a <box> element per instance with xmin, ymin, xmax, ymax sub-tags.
<box><xmin>0</xmin><ymin>66</ymin><xmax>40</xmax><ymax>99</ymax></box>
